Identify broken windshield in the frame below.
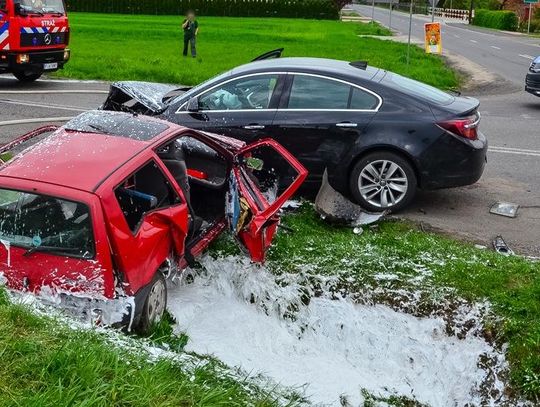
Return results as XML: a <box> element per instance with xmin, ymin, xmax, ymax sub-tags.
<box><xmin>0</xmin><ymin>189</ymin><xmax>94</xmax><ymax>259</ymax></box>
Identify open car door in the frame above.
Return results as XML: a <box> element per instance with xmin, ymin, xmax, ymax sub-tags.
<box><xmin>227</xmin><ymin>138</ymin><xmax>307</xmax><ymax>262</ymax></box>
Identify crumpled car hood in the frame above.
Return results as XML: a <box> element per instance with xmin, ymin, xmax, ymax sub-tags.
<box><xmin>109</xmin><ymin>81</ymin><xmax>180</xmax><ymax>113</ymax></box>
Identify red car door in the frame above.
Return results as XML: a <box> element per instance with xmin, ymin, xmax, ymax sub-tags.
<box><xmin>228</xmin><ymin>138</ymin><xmax>308</xmax><ymax>262</ymax></box>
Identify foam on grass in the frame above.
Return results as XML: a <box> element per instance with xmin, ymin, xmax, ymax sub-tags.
<box><xmin>169</xmin><ymin>255</ymin><xmax>513</xmax><ymax>406</ymax></box>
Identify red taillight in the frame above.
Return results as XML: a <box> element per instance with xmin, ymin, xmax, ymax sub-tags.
<box><xmin>438</xmin><ymin>113</ymin><xmax>480</xmax><ymax>140</ymax></box>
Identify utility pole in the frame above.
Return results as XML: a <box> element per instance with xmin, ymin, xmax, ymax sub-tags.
<box><xmin>407</xmin><ymin>0</ymin><xmax>414</xmax><ymax>65</ymax></box>
<box><xmin>371</xmin><ymin>0</ymin><xmax>375</xmax><ymax>21</ymax></box>
<box><xmin>468</xmin><ymin>0</ymin><xmax>474</xmax><ymax>24</ymax></box>
<box><xmin>432</xmin><ymin>0</ymin><xmax>435</xmax><ymax>21</ymax></box>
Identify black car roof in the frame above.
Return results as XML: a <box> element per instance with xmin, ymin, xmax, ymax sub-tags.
<box><xmin>230</xmin><ymin>57</ymin><xmax>381</xmax><ymax>81</ymax></box>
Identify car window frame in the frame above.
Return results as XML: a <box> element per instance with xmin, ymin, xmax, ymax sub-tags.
<box><xmin>175</xmin><ymin>72</ymin><xmax>288</xmax><ymax>114</ymax></box>
<box><xmin>281</xmin><ymin>72</ymin><xmax>383</xmax><ymax>112</ymax></box>
<box><xmin>113</xmin><ymin>158</ymin><xmax>183</xmax><ymax>235</ymax></box>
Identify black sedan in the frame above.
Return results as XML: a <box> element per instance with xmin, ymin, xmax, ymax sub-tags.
<box><xmin>102</xmin><ymin>55</ymin><xmax>487</xmax><ymax>212</ymax></box>
<box><xmin>526</xmin><ymin>56</ymin><xmax>540</xmax><ymax>97</ymax></box>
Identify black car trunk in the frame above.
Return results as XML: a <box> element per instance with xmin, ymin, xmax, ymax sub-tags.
<box><xmin>431</xmin><ymin>96</ymin><xmax>480</xmax><ymax>121</ymax></box>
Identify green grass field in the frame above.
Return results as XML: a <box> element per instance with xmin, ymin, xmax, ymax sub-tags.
<box><xmin>58</xmin><ymin>13</ymin><xmax>459</xmax><ymax>90</ymax></box>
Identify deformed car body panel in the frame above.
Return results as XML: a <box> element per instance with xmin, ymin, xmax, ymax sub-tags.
<box><xmin>0</xmin><ymin>111</ymin><xmax>308</xmax><ymax>304</ymax></box>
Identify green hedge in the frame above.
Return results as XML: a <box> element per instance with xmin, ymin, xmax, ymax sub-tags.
<box><xmin>472</xmin><ymin>9</ymin><xmax>518</xmax><ymax>31</ymax></box>
<box><xmin>65</xmin><ymin>0</ymin><xmax>340</xmax><ymax>19</ymax></box>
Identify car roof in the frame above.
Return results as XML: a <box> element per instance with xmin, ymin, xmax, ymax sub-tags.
<box><xmin>230</xmin><ymin>57</ymin><xmax>381</xmax><ymax>80</ymax></box>
<box><xmin>0</xmin><ymin>111</ymin><xmax>176</xmax><ymax>193</ymax></box>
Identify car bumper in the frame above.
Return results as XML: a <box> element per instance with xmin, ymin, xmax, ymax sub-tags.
<box><xmin>525</xmin><ymin>72</ymin><xmax>540</xmax><ymax>96</ymax></box>
<box><xmin>419</xmin><ymin>130</ymin><xmax>488</xmax><ymax>190</ymax></box>
<box><xmin>0</xmin><ymin>49</ymin><xmax>69</xmax><ymax>73</ymax></box>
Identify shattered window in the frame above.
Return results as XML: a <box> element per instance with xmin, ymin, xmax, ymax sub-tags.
<box><xmin>0</xmin><ymin>189</ymin><xmax>94</xmax><ymax>259</ymax></box>
<box><xmin>115</xmin><ymin>161</ymin><xmax>181</xmax><ymax>232</ymax></box>
<box><xmin>64</xmin><ymin>111</ymin><xmax>169</xmax><ymax>141</ymax></box>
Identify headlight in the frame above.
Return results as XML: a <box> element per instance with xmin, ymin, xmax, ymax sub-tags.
<box><xmin>530</xmin><ymin>62</ymin><xmax>540</xmax><ymax>73</ymax></box>
<box><xmin>16</xmin><ymin>54</ymin><xmax>30</xmax><ymax>64</ymax></box>
<box><xmin>63</xmin><ymin>49</ymin><xmax>70</xmax><ymax>61</ymax></box>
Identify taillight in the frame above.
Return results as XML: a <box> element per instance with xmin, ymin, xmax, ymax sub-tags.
<box><xmin>437</xmin><ymin>113</ymin><xmax>480</xmax><ymax>140</ymax></box>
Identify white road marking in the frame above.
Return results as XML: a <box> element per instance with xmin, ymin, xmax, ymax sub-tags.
<box><xmin>0</xmin><ymin>117</ymin><xmax>74</xmax><ymax>127</ymax></box>
<box><xmin>0</xmin><ymin>98</ymin><xmax>88</xmax><ymax>112</ymax></box>
<box><xmin>0</xmin><ymin>90</ymin><xmax>108</xmax><ymax>94</ymax></box>
<box><xmin>490</xmin><ymin>46</ymin><xmax>501</xmax><ymax>50</ymax></box>
<box><xmin>470</xmin><ymin>39</ymin><xmax>478</xmax><ymax>43</ymax></box>
<box><xmin>489</xmin><ymin>146</ymin><xmax>540</xmax><ymax>158</ymax></box>
<box><xmin>455</xmin><ymin>34</ymin><xmax>460</xmax><ymax>38</ymax></box>
<box><xmin>519</xmin><ymin>54</ymin><xmax>535</xmax><ymax>60</ymax></box>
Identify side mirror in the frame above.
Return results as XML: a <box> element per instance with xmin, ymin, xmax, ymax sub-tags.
<box><xmin>187</xmin><ymin>97</ymin><xmax>200</xmax><ymax>112</ymax></box>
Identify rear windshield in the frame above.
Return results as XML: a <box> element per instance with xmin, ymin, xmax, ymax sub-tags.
<box><xmin>0</xmin><ymin>189</ymin><xmax>94</xmax><ymax>259</ymax></box>
<box><xmin>64</xmin><ymin>111</ymin><xmax>169</xmax><ymax>141</ymax></box>
<box><xmin>384</xmin><ymin>73</ymin><xmax>454</xmax><ymax>105</ymax></box>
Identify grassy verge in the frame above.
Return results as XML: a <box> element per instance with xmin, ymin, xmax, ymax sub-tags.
<box><xmin>211</xmin><ymin>204</ymin><xmax>540</xmax><ymax>401</ymax></box>
<box><xmin>59</xmin><ymin>13</ymin><xmax>458</xmax><ymax>89</ymax></box>
<box><xmin>0</xmin><ymin>291</ymin><xmax>301</xmax><ymax>407</ymax></box>
<box><xmin>263</xmin><ymin>206</ymin><xmax>539</xmax><ymax>401</ymax></box>
<box><xmin>2</xmin><ymin>205</ymin><xmax>539</xmax><ymax>404</ymax></box>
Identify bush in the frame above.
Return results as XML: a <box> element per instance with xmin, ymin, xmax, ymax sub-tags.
<box><xmin>473</xmin><ymin>9</ymin><xmax>518</xmax><ymax>31</ymax></box>
<box><xmin>65</xmin><ymin>0</ymin><xmax>340</xmax><ymax>20</ymax></box>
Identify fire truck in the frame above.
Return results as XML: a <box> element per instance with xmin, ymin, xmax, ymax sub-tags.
<box><xmin>0</xmin><ymin>0</ymin><xmax>69</xmax><ymax>82</ymax></box>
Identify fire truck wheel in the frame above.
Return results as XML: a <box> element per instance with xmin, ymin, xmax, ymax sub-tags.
<box><xmin>13</xmin><ymin>70</ymin><xmax>43</xmax><ymax>83</ymax></box>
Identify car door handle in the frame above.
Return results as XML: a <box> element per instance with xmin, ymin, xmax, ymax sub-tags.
<box><xmin>336</xmin><ymin>122</ymin><xmax>358</xmax><ymax>128</ymax></box>
<box><xmin>243</xmin><ymin>124</ymin><xmax>265</xmax><ymax>130</ymax></box>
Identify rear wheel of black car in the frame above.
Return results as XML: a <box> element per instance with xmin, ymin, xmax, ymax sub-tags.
<box><xmin>136</xmin><ymin>271</ymin><xmax>168</xmax><ymax>334</ymax></box>
<box><xmin>13</xmin><ymin>70</ymin><xmax>43</xmax><ymax>83</ymax></box>
<box><xmin>350</xmin><ymin>151</ymin><xmax>417</xmax><ymax>212</ymax></box>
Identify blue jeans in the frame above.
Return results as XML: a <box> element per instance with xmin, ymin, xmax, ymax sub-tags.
<box><xmin>183</xmin><ymin>37</ymin><xmax>196</xmax><ymax>57</ymax></box>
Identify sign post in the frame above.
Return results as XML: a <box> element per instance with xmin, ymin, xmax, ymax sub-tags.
<box><xmin>525</xmin><ymin>0</ymin><xmax>539</xmax><ymax>34</ymax></box>
<box><xmin>407</xmin><ymin>0</ymin><xmax>414</xmax><ymax>65</ymax></box>
<box><xmin>424</xmin><ymin>22</ymin><xmax>442</xmax><ymax>54</ymax></box>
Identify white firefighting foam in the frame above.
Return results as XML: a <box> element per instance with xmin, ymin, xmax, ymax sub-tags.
<box><xmin>168</xmin><ymin>255</ymin><xmax>511</xmax><ymax>407</ymax></box>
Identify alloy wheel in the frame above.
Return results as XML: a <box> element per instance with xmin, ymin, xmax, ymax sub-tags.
<box><xmin>147</xmin><ymin>278</ymin><xmax>167</xmax><ymax>323</ymax></box>
<box><xmin>358</xmin><ymin>159</ymin><xmax>408</xmax><ymax>209</ymax></box>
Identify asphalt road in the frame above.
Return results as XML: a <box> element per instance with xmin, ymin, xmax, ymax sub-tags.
<box><xmin>350</xmin><ymin>5</ymin><xmax>540</xmax><ymax>256</ymax></box>
<box><xmin>0</xmin><ymin>15</ymin><xmax>539</xmax><ymax>255</ymax></box>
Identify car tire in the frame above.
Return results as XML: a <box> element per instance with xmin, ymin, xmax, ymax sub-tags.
<box><xmin>136</xmin><ymin>271</ymin><xmax>168</xmax><ymax>334</ymax></box>
<box><xmin>350</xmin><ymin>151</ymin><xmax>417</xmax><ymax>213</ymax></box>
<box><xmin>13</xmin><ymin>70</ymin><xmax>43</xmax><ymax>83</ymax></box>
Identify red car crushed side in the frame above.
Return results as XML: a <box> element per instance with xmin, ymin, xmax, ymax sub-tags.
<box><xmin>0</xmin><ymin>113</ymin><xmax>308</xmax><ymax>313</ymax></box>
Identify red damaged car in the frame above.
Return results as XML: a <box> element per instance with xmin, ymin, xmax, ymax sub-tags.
<box><xmin>0</xmin><ymin>111</ymin><xmax>307</xmax><ymax>332</ymax></box>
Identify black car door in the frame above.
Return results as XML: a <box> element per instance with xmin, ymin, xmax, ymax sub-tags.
<box><xmin>269</xmin><ymin>73</ymin><xmax>381</xmax><ymax>187</ymax></box>
<box><xmin>170</xmin><ymin>73</ymin><xmax>285</xmax><ymax>142</ymax></box>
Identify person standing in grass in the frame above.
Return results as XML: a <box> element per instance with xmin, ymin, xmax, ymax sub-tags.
<box><xmin>182</xmin><ymin>10</ymin><xmax>199</xmax><ymax>58</ymax></box>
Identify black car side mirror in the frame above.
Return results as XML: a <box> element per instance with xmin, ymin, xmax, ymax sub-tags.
<box><xmin>187</xmin><ymin>97</ymin><xmax>200</xmax><ymax>112</ymax></box>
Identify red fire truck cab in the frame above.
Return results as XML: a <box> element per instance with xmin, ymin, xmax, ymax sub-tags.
<box><xmin>0</xmin><ymin>0</ymin><xmax>69</xmax><ymax>82</ymax></box>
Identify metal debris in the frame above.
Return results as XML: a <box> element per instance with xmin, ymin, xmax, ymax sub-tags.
<box><xmin>315</xmin><ymin>171</ymin><xmax>386</xmax><ymax>226</ymax></box>
<box><xmin>489</xmin><ymin>202</ymin><xmax>520</xmax><ymax>218</ymax></box>
<box><xmin>493</xmin><ymin>235</ymin><xmax>514</xmax><ymax>256</ymax></box>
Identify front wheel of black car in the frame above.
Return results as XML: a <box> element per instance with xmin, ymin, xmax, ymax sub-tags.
<box><xmin>136</xmin><ymin>271</ymin><xmax>168</xmax><ymax>334</ymax></box>
<box><xmin>350</xmin><ymin>151</ymin><xmax>417</xmax><ymax>213</ymax></box>
<box><xmin>13</xmin><ymin>70</ymin><xmax>43</xmax><ymax>83</ymax></box>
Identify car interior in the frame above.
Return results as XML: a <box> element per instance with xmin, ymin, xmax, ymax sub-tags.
<box><xmin>156</xmin><ymin>136</ymin><xmax>230</xmax><ymax>239</ymax></box>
